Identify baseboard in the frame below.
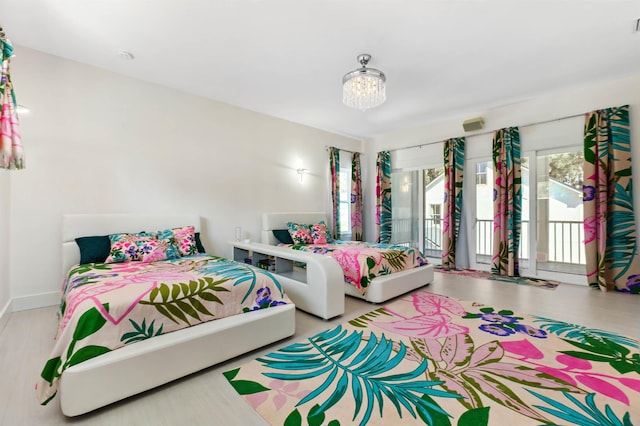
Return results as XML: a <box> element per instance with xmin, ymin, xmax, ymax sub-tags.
<box><xmin>0</xmin><ymin>299</ymin><xmax>11</xmax><ymax>335</ymax></box>
<box><xmin>11</xmin><ymin>291</ymin><xmax>59</xmax><ymax>312</ymax></box>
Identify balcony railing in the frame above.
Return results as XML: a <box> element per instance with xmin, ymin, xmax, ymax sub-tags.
<box><xmin>391</xmin><ymin>218</ymin><xmax>442</xmax><ymax>257</ymax></box>
<box><xmin>476</xmin><ymin>219</ymin><xmax>585</xmax><ymax>265</ymax></box>
<box><xmin>392</xmin><ymin>218</ymin><xmax>585</xmax><ymax>268</ymax></box>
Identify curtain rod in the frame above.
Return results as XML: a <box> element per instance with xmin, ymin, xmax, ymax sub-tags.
<box><xmin>325</xmin><ymin>145</ymin><xmax>361</xmax><ymax>155</ymax></box>
<box><xmin>389</xmin><ymin>111</ymin><xmax>586</xmax><ymax>153</ymax></box>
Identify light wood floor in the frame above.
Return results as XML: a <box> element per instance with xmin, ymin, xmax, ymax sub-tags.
<box><xmin>1</xmin><ymin>273</ymin><xmax>638</xmax><ymax>425</ymax></box>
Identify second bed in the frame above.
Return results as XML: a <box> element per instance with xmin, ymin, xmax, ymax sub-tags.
<box><xmin>261</xmin><ymin>212</ymin><xmax>434</xmax><ymax>313</ymax></box>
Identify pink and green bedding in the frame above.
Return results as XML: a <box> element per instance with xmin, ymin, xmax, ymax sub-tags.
<box><xmin>36</xmin><ymin>254</ymin><xmax>290</xmax><ymax>405</ymax></box>
<box><xmin>280</xmin><ymin>241</ymin><xmax>428</xmax><ymax>294</ymax></box>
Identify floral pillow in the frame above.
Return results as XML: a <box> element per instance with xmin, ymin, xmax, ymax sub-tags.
<box><xmin>286</xmin><ymin>222</ymin><xmax>313</xmax><ymax>245</ymax></box>
<box><xmin>136</xmin><ymin>238</ymin><xmax>170</xmax><ymax>263</ymax></box>
<box><xmin>156</xmin><ymin>228</ymin><xmax>187</xmax><ymax>259</ymax></box>
<box><xmin>157</xmin><ymin>226</ymin><xmax>198</xmax><ymax>257</ymax></box>
<box><xmin>105</xmin><ymin>232</ymin><xmax>155</xmax><ymax>263</ymax></box>
<box><xmin>310</xmin><ymin>222</ymin><xmax>328</xmax><ymax>244</ymax></box>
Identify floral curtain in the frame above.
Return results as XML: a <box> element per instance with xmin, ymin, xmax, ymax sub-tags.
<box><xmin>441</xmin><ymin>137</ymin><xmax>465</xmax><ymax>270</ymax></box>
<box><xmin>0</xmin><ymin>34</ymin><xmax>24</xmax><ymax>170</ymax></box>
<box><xmin>583</xmin><ymin>105</ymin><xmax>640</xmax><ymax>294</ymax></box>
<box><xmin>376</xmin><ymin>151</ymin><xmax>392</xmax><ymax>243</ymax></box>
<box><xmin>491</xmin><ymin>127</ymin><xmax>522</xmax><ymax>276</ymax></box>
<box><xmin>350</xmin><ymin>152</ymin><xmax>363</xmax><ymax>241</ymax></box>
<box><xmin>329</xmin><ymin>147</ymin><xmax>340</xmax><ymax>238</ymax></box>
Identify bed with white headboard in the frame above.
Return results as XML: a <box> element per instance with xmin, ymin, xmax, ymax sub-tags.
<box><xmin>261</xmin><ymin>212</ymin><xmax>434</xmax><ymax>306</ymax></box>
<box><xmin>46</xmin><ymin>214</ymin><xmax>295</xmax><ymax>417</ymax></box>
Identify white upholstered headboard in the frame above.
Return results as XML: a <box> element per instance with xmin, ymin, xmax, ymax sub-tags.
<box><xmin>261</xmin><ymin>212</ymin><xmax>329</xmax><ymax>245</ymax></box>
<box><xmin>62</xmin><ymin>214</ymin><xmax>202</xmax><ymax>278</ymax></box>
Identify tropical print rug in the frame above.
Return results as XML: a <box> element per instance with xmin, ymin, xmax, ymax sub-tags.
<box><xmin>224</xmin><ymin>290</ymin><xmax>639</xmax><ymax>426</ymax></box>
<box><xmin>435</xmin><ymin>267</ymin><xmax>560</xmax><ymax>290</ymax></box>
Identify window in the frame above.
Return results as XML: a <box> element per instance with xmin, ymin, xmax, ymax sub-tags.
<box><xmin>391</xmin><ymin>170</ymin><xmax>419</xmax><ymax>247</ymax></box>
<box><xmin>422</xmin><ymin>167</ymin><xmax>444</xmax><ymax>258</ymax></box>
<box><xmin>476</xmin><ymin>162</ymin><xmax>488</xmax><ymax>185</ymax></box>
<box><xmin>473</xmin><ymin>160</ymin><xmax>494</xmax><ymax>264</ymax></box>
<box><xmin>429</xmin><ymin>204</ymin><xmax>441</xmax><ymax>225</ymax></box>
<box><xmin>535</xmin><ymin>149</ymin><xmax>584</xmax><ymax>274</ymax></box>
<box><xmin>338</xmin><ymin>166</ymin><xmax>351</xmax><ymax>237</ymax></box>
<box><xmin>470</xmin><ymin>149</ymin><xmax>584</xmax><ymax>277</ymax></box>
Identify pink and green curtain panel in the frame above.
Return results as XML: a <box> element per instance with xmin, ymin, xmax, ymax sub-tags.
<box><xmin>329</xmin><ymin>147</ymin><xmax>340</xmax><ymax>238</ymax></box>
<box><xmin>491</xmin><ymin>127</ymin><xmax>522</xmax><ymax>277</ymax></box>
<box><xmin>0</xmin><ymin>34</ymin><xmax>24</xmax><ymax>170</ymax></box>
<box><xmin>350</xmin><ymin>152</ymin><xmax>363</xmax><ymax>241</ymax></box>
<box><xmin>583</xmin><ymin>105</ymin><xmax>640</xmax><ymax>294</ymax></box>
<box><xmin>441</xmin><ymin>137</ymin><xmax>465</xmax><ymax>270</ymax></box>
<box><xmin>376</xmin><ymin>151</ymin><xmax>392</xmax><ymax>244</ymax></box>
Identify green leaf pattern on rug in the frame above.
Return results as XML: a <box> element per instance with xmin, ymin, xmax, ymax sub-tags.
<box><xmin>225</xmin><ymin>290</ymin><xmax>640</xmax><ymax>425</ymax></box>
<box><xmin>256</xmin><ymin>325</ymin><xmax>461</xmax><ymax>426</ymax></box>
<box><xmin>532</xmin><ymin>315</ymin><xmax>639</xmax><ymax>348</ymax></box>
<box><xmin>529</xmin><ymin>390</ymin><xmax>635</xmax><ymax>426</ymax></box>
<box><xmin>411</xmin><ymin>333</ymin><xmax>583</xmax><ymax>423</ymax></box>
<box><xmin>560</xmin><ymin>335</ymin><xmax>640</xmax><ymax>375</ymax></box>
<box><xmin>348</xmin><ymin>307</ymin><xmax>392</xmax><ymax>328</ymax></box>
<box><xmin>224</xmin><ymin>368</ymin><xmax>271</xmax><ymax>395</ymax></box>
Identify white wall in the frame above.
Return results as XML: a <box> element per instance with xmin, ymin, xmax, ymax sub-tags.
<box><xmin>9</xmin><ymin>47</ymin><xmax>361</xmax><ymax>307</ymax></box>
<box><xmin>0</xmin><ymin>171</ymin><xmax>10</xmax><ymax>326</ymax></box>
<box><xmin>364</xmin><ymin>73</ymin><xmax>640</xmax><ymax>245</ymax></box>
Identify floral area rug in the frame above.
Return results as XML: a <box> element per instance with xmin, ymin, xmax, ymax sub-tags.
<box><xmin>224</xmin><ymin>290</ymin><xmax>639</xmax><ymax>426</ymax></box>
<box><xmin>435</xmin><ymin>267</ymin><xmax>561</xmax><ymax>290</ymax></box>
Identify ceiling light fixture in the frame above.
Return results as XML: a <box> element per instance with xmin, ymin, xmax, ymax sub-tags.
<box><xmin>342</xmin><ymin>54</ymin><xmax>386</xmax><ymax>111</ymax></box>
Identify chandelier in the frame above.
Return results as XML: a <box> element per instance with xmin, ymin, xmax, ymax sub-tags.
<box><xmin>342</xmin><ymin>54</ymin><xmax>386</xmax><ymax>111</ymax></box>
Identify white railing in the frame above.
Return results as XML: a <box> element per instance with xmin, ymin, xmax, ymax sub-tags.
<box><xmin>476</xmin><ymin>219</ymin><xmax>585</xmax><ymax>265</ymax></box>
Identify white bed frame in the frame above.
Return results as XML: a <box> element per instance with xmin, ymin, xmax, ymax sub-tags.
<box><xmin>58</xmin><ymin>214</ymin><xmax>295</xmax><ymax>416</ymax></box>
<box><xmin>261</xmin><ymin>212</ymin><xmax>434</xmax><ymax>305</ymax></box>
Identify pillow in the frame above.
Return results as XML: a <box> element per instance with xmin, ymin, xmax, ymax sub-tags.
<box><xmin>136</xmin><ymin>238</ymin><xmax>169</xmax><ymax>263</ymax></box>
<box><xmin>157</xmin><ymin>226</ymin><xmax>198</xmax><ymax>256</ymax></box>
<box><xmin>75</xmin><ymin>235</ymin><xmax>111</xmax><ymax>264</ymax></box>
<box><xmin>322</xmin><ymin>221</ymin><xmax>334</xmax><ymax>242</ymax></box>
<box><xmin>310</xmin><ymin>222</ymin><xmax>328</xmax><ymax>244</ymax></box>
<box><xmin>272</xmin><ymin>229</ymin><xmax>294</xmax><ymax>244</ymax></box>
<box><xmin>156</xmin><ymin>229</ymin><xmax>185</xmax><ymax>259</ymax></box>
<box><xmin>286</xmin><ymin>222</ymin><xmax>312</xmax><ymax>245</ymax></box>
<box><xmin>105</xmin><ymin>232</ymin><xmax>154</xmax><ymax>263</ymax></box>
<box><xmin>195</xmin><ymin>232</ymin><xmax>206</xmax><ymax>253</ymax></box>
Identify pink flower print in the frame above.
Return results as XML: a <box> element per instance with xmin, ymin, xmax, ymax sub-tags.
<box><xmin>331</xmin><ymin>248</ymin><xmax>363</xmax><ymax>285</ymax></box>
<box><xmin>442</xmin><ymin>213</ymin><xmax>450</xmax><ymax>234</ymax></box>
<box><xmin>375</xmin><ymin>313</ymin><xmax>469</xmax><ymax>339</ymax></box>
<box><xmin>351</xmin><ymin>209</ymin><xmax>362</xmax><ymax>228</ymax></box>
<box><xmin>583</xmin><ymin>215</ymin><xmax>597</xmax><ymax>244</ymax></box>
<box><xmin>245</xmin><ymin>379</ymin><xmax>309</xmax><ymax>410</ymax></box>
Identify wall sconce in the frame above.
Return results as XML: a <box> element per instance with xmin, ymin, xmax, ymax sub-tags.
<box><xmin>296</xmin><ymin>168</ymin><xmax>308</xmax><ymax>183</ymax></box>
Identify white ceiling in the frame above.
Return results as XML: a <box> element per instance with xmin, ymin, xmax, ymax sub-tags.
<box><xmin>2</xmin><ymin>1</ymin><xmax>640</xmax><ymax>140</ymax></box>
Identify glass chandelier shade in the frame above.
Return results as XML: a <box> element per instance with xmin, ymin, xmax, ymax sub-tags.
<box><xmin>342</xmin><ymin>54</ymin><xmax>386</xmax><ymax>111</ymax></box>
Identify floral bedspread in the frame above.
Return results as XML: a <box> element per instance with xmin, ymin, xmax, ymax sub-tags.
<box><xmin>36</xmin><ymin>254</ymin><xmax>289</xmax><ymax>405</ymax></box>
<box><xmin>280</xmin><ymin>241</ymin><xmax>428</xmax><ymax>294</ymax></box>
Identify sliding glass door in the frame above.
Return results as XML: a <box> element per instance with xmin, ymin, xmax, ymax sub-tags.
<box><xmin>390</xmin><ymin>166</ymin><xmax>443</xmax><ymax>261</ymax></box>
<box><xmin>391</xmin><ymin>170</ymin><xmax>420</xmax><ymax>248</ymax></box>
<box><xmin>469</xmin><ymin>149</ymin><xmax>584</xmax><ymax>278</ymax></box>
